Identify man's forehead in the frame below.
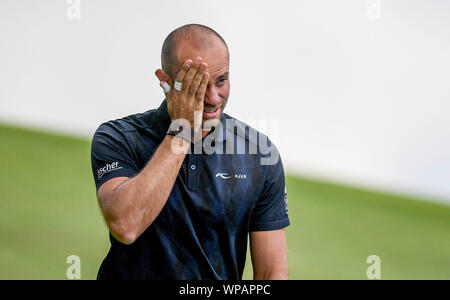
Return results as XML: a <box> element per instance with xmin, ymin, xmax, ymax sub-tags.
<box><xmin>175</xmin><ymin>38</ymin><xmax>229</xmax><ymax>68</ymax></box>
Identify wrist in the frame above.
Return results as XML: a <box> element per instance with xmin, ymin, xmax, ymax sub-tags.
<box><xmin>167</xmin><ymin>120</ymin><xmax>194</xmax><ymax>144</ymax></box>
<box><xmin>165</xmin><ymin>135</ymin><xmax>190</xmax><ymax>155</ymax></box>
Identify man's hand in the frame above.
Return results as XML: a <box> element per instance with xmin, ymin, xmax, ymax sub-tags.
<box><xmin>162</xmin><ymin>57</ymin><xmax>209</xmax><ymax>134</ymax></box>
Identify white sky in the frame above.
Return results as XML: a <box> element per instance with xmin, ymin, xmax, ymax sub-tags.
<box><xmin>1</xmin><ymin>0</ymin><xmax>449</xmax><ymax>203</ymax></box>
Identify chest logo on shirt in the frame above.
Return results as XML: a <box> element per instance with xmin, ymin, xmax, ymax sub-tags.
<box><xmin>215</xmin><ymin>172</ymin><xmax>247</xmax><ymax>180</ymax></box>
<box><xmin>216</xmin><ymin>172</ymin><xmax>231</xmax><ymax>179</ymax></box>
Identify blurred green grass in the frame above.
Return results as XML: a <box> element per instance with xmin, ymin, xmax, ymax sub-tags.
<box><xmin>0</xmin><ymin>124</ymin><xmax>449</xmax><ymax>279</ymax></box>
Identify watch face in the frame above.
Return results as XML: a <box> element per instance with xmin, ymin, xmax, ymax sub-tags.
<box><xmin>167</xmin><ymin>127</ymin><xmax>183</xmax><ymax>136</ymax></box>
<box><xmin>167</xmin><ymin>126</ymin><xmax>182</xmax><ymax>135</ymax></box>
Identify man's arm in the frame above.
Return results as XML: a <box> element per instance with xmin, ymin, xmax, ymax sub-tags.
<box><xmin>96</xmin><ymin>57</ymin><xmax>209</xmax><ymax>245</ymax></box>
<box><xmin>97</xmin><ymin>135</ymin><xmax>189</xmax><ymax>245</ymax></box>
<box><xmin>250</xmin><ymin>229</ymin><xmax>289</xmax><ymax>280</ymax></box>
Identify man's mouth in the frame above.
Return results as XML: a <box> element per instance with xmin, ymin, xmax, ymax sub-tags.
<box><xmin>203</xmin><ymin>107</ymin><xmax>221</xmax><ymax>118</ymax></box>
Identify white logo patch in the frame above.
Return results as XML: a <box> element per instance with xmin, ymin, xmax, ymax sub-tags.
<box><xmin>97</xmin><ymin>162</ymin><xmax>122</xmax><ymax>179</ymax></box>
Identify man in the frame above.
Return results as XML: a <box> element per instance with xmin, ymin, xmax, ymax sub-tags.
<box><xmin>91</xmin><ymin>24</ymin><xmax>290</xmax><ymax>280</ymax></box>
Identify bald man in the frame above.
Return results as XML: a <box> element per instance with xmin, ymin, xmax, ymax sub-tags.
<box><xmin>91</xmin><ymin>24</ymin><xmax>290</xmax><ymax>280</ymax></box>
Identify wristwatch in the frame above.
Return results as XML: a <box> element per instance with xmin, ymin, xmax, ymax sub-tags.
<box><xmin>166</xmin><ymin>122</ymin><xmax>194</xmax><ymax>144</ymax></box>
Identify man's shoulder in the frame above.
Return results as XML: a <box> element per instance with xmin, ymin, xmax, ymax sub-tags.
<box><xmin>93</xmin><ymin>108</ymin><xmax>161</xmax><ymax>140</ymax></box>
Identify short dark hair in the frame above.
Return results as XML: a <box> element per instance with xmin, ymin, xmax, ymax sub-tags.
<box><xmin>161</xmin><ymin>24</ymin><xmax>229</xmax><ymax>80</ymax></box>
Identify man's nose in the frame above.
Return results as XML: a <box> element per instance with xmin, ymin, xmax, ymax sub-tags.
<box><xmin>204</xmin><ymin>86</ymin><xmax>219</xmax><ymax>105</ymax></box>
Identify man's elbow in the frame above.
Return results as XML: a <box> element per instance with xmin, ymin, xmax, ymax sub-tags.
<box><xmin>108</xmin><ymin>220</ymin><xmax>139</xmax><ymax>245</ymax></box>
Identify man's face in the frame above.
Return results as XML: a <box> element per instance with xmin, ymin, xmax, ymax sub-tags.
<box><xmin>175</xmin><ymin>38</ymin><xmax>230</xmax><ymax>123</ymax></box>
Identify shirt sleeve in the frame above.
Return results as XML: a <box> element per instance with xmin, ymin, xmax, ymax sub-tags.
<box><xmin>91</xmin><ymin>123</ymin><xmax>141</xmax><ymax>191</ymax></box>
<box><xmin>249</xmin><ymin>144</ymin><xmax>290</xmax><ymax>231</ymax></box>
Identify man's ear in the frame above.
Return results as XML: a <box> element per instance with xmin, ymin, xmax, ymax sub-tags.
<box><xmin>155</xmin><ymin>69</ymin><xmax>173</xmax><ymax>86</ymax></box>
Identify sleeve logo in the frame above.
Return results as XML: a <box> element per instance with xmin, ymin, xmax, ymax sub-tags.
<box><xmin>97</xmin><ymin>162</ymin><xmax>122</xmax><ymax>179</ymax></box>
<box><xmin>284</xmin><ymin>186</ymin><xmax>289</xmax><ymax>215</ymax></box>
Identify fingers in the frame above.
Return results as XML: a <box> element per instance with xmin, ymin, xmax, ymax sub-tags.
<box><xmin>160</xmin><ymin>81</ymin><xmax>171</xmax><ymax>94</ymax></box>
<box><xmin>182</xmin><ymin>57</ymin><xmax>203</xmax><ymax>94</ymax></box>
<box><xmin>188</xmin><ymin>62</ymin><xmax>207</xmax><ymax>97</ymax></box>
<box><xmin>172</xmin><ymin>57</ymin><xmax>208</xmax><ymax>102</ymax></box>
<box><xmin>195</xmin><ymin>72</ymin><xmax>209</xmax><ymax>103</ymax></box>
<box><xmin>174</xmin><ymin>59</ymin><xmax>193</xmax><ymax>87</ymax></box>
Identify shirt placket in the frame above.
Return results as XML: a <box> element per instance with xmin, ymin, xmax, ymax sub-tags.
<box><xmin>187</xmin><ymin>153</ymin><xmax>200</xmax><ymax>190</ymax></box>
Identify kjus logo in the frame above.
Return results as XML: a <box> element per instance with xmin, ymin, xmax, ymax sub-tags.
<box><xmin>216</xmin><ymin>172</ymin><xmax>231</xmax><ymax>179</ymax></box>
<box><xmin>215</xmin><ymin>172</ymin><xmax>247</xmax><ymax>180</ymax></box>
<box><xmin>97</xmin><ymin>162</ymin><xmax>122</xmax><ymax>179</ymax></box>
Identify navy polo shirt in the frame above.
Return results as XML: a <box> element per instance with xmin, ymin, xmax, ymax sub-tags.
<box><xmin>91</xmin><ymin>100</ymin><xmax>290</xmax><ymax>280</ymax></box>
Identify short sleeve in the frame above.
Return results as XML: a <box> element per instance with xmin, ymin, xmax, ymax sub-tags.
<box><xmin>249</xmin><ymin>146</ymin><xmax>290</xmax><ymax>231</ymax></box>
<box><xmin>91</xmin><ymin>123</ymin><xmax>140</xmax><ymax>191</ymax></box>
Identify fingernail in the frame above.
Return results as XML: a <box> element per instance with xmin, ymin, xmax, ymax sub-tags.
<box><xmin>186</xmin><ymin>60</ymin><xmax>192</xmax><ymax>67</ymax></box>
<box><xmin>200</xmin><ymin>64</ymin><xmax>206</xmax><ymax>70</ymax></box>
<box><xmin>195</xmin><ymin>57</ymin><xmax>201</xmax><ymax>64</ymax></box>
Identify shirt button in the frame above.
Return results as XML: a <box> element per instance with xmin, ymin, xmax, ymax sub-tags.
<box><xmin>190</xmin><ymin>165</ymin><xmax>196</xmax><ymax>170</ymax></box>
